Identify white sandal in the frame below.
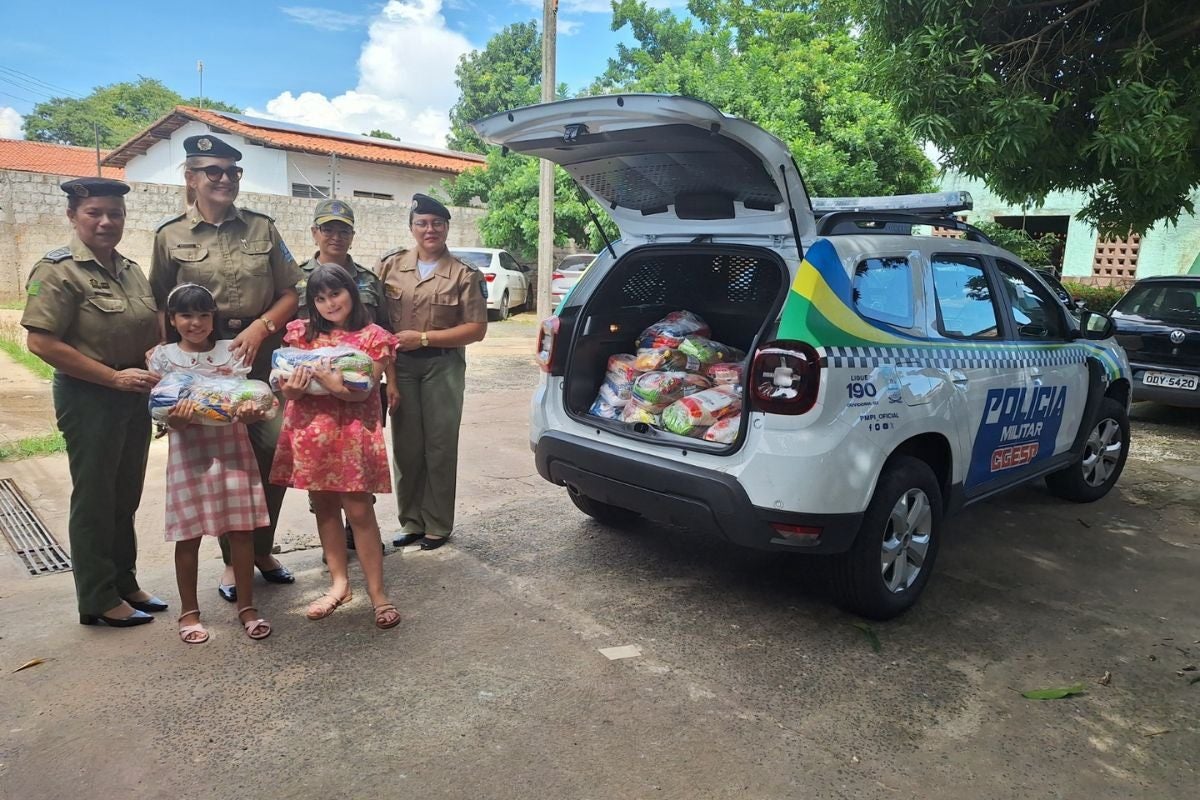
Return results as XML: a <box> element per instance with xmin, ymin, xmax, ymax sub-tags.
<box><xmin>237</xmin><ymin>606</ymin><xmax>271</xmax><ymax>641</ymax></box>
<box><xmin>178</xmin><ymin>610</ymin><xmax>209</xmax><ymax>645</ymax></box>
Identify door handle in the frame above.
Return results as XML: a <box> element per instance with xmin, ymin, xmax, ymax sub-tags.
<box><xmin>949</xmin><ymin>369</ymin><xmax>968</xmax><ymax>386</ymax></box>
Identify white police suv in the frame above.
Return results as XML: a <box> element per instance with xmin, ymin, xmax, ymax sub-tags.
<box><xmin>473</xmin><ymin>95</ymin><xmax>1132</xmax><ymax>619</ymax></box>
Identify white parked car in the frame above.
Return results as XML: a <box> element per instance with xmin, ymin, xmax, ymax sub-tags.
<box><xmin>474</xmin><ymin>94</ymin><xmax>1132</xmax><ymax>620</ymax></box>
<box><xmin>452</xmin><ymin>247</ymin><xmax>534</xmax><ymax>320</ymax></box>
<box><xmin>551</xmin><ymin>253</ymin><xmax>597</xmax><ymax>309</ymax></box>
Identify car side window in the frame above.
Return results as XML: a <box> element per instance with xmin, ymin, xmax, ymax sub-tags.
<box><xmin>853</xmin><ymin>257</ymin><xmax>914</xmax><ymax>328</ymax></box>
<box><xmin>500</xmin><ymin>253</ymin><xmax>521</xmax><ymax>272</ymax></box>
<box><xmin>996</xmin><ymin>260</ymin><xmax>1068</xmax><ymax>340</ymax></box>
<box><xmin>930</xmin><ymin>254</ymin><xmax>1001</xmax><ymax>339</ymax></box>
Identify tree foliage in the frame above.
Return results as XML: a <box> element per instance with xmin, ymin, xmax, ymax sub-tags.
<box><xmin>973</xmin><ymin>222</ymin><xmax>1060</xmax><ymax>267</ymax></box>
<box><xmin>366</xmin><ymin>129</ymin><xmax>397</xmax><ymax>140</ymax></box>
<box><xmin>859</xmin><ymin>0</ymin><xmax>1200</xmax><ymax>235</ymax></box>
<box><xmin>24</xmin><ymin>77</ymin><xmax>240</xmax><ymax>149</ymax></box>
<box><xmin>594</xmin><ymin>0</ymin><xmax>936</xmax><ymax>198</ymax></box>
<box><xmin>447</xmin><ymin>21</ymin><xmax>542</xmax><ymax>154</ymax></box>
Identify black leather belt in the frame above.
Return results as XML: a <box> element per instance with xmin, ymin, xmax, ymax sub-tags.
<box><xmin>400</xmin><ymin>347</ymin><xmax>452</xmax><ymax>359</ymax></box>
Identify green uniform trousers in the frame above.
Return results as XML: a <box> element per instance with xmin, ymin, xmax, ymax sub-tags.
<box><xmin>390</xmin><ymin>349</ymin><xmax>467</xmax><ymax>538</ymax></box>
<box><xmin>216</xmin><ymin>336</ymin><xmax>288</xmax><ymax>564</ymax></box>
<box><xmin>53</xmin><ymin>374</ymin><xmax>151</xmax><ymax>616</ymax></box>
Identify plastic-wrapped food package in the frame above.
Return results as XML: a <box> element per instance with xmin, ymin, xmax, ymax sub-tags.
<box><xmin>269</xmin><ymin>346</ymin><xmax>375</xmax><ymax>396</ymax></box>
<box><xmin>631</xmin><ymin>371</ymin><xmax>687</xmax><ymax>405</ymax></box>
<box><xmin>606</xmin><ymin>353</ymin><xmax>641</xmax><ymax>385</ymax></box>
<box><xmin>635</xmin><ymin>310</ymin><xmax>710</xmax><ymax>350</ymax></box>
<box><xmin>661</xmin><ymin>386</ymin><xmax>743</xmax><ymax>436</ymax></box>
<box><xmin>150</xmin><ymin>373</ymin><xmax>278</xmax><ymax>426</ymax></box>
<box><xmin>702</xmin><ymin>414</ymin><xmax>741</xmax><ymax>444</ymax></box>
<box><xmin>588</xmin><ymin>395</ymin><xmax>623</xmax><ymax>420</ymax></box>
<box><xmin>634</xmin><ymin>347</ymin><xmax>701</xmax><ymax>373</ymax></box>
<box><xmin>620</xmin><ymin>395</ymin><xmax>664</xmax><ymax>426</ymax></box>
<box><xmin>704</xmin><ymin>360</ymin><xmax>746</xmax><ymax>386</ymax></box>
<box><xmin>598</xmin><ymin>378</ymin><xmax>632</xmax><ymax>408</ymax></box>
<box><xmin>678</xmin><ymin>336</ymin><xmax>746</xmax><ymax>366</ymax></box>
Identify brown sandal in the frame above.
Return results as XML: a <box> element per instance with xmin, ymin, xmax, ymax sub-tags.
<box><xmin>373</xmin><ymin>603</ymin><xmax>401</xmax><ymax>630</ymax></box>
<box><xmin>306</xmin><ymin>591</ymin><xmax>352</xmax><ymax>620</ymax></box>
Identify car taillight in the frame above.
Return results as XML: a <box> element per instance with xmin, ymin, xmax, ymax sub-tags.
<box><xmin>751</xmin><ymin>340</ymin><xmax>821</xmax><ymax>415</ymax></box>
<box><xmin>552</xmin><ymin>272</ymin><xmax>565</xmax><ymax>281</ymax></box>
<box><xmin>536</xmin><ymin>316</ymin><xmax>560</xmax><ymax>374</ymax></box>
<box><xmin>485</xmin><ymin>273</ymin><xmax>496</xmax><ymax>282</ymax></box>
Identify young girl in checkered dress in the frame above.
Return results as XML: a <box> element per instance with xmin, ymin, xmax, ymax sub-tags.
<box><xmin>149</xmin><ymin>284</ymin><xmax>272</xmax><ymax>644</ymax></box>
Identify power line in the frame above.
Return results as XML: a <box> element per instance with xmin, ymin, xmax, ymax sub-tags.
<box><xmin>0</xmin><ymin>66</ymin><xmax>84</xmax><ymax>99</ymax></box>
<box><xmin>0</xmin><ymin>77</ymin><xmax>58</xmax><ymax>102</ymax></box>
<box><xmin>0</xmin><ymin>89</ymin><xmax>39</xmax><ymax>105</ymax></box>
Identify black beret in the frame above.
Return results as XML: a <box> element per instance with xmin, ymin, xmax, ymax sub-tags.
<box><xmin>411</xmin><ymin>193</ymin><xmax>451</xmax><ymax>220</ymax></box>
<box><xmin>183</xmin><ymin>134</ymin><xmax>242</xmax><ymax>160</ymax></box>
<box><xmin>60</xmin><ymin>177</ymin><xmax>130</xmax><ymax>198</ymax></box>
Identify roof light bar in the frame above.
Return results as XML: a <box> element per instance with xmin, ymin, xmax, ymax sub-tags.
<box><xmin>811</xmin><ymin>191</ymin><xmax>973</xmax><ymax>217</ymax></box>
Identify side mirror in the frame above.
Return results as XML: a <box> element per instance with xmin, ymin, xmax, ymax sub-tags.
<box><xmin>1077</xmin><ymin>309</ymin><xmax>1114</xmax><ymax>340</ymax></box>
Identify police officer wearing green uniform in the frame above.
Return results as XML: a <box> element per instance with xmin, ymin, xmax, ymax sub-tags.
<box><xmin>297</xmin><ymin>198</ymin><xmax>389</xmax><ymax>551</ymax></box>
<box><xmin>22</xmin><ymin>178</ymin><xmax>167</xmax><ymax>627</ymax></box>
<box><xmin>149</xmin><ymin>134</ymin><xmax>303</xmax><ymax>601</ymax></box>
<box><xmin>380</xmin><ymin>194</ymin><xmax>487</xmax><ymax>550</ymax></box>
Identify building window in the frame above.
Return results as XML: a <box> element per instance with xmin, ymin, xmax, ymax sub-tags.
<box><xmin>353</xmin><ymin>190</ymin><xmax>394</xmax><ymax>201</ymax></box>
<box><xmin>291</xmin><ymin>183</ymin><xmax>329</xmax><ymax>199</ymax></box>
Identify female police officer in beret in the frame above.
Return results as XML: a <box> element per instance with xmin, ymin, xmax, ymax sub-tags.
<box><xmin>379</xmin><ymin>193</ymin><xmax>487</xmax><ymax>551</ymax></box>
<box><xmin>150</xmin><ymin>134</ymin><xmax>303</xmax><ymax>602</ymax></box>
<box><xmin>22</xmin><ymin>178</ymin><xmax>166</xmax><ymax>627</ymax></box>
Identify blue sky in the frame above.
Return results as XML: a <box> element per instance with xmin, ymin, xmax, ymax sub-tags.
<box><xmin>0</xmin><ymin>1</ymin><xmax>688</xmax><ymax>147</ymax></box>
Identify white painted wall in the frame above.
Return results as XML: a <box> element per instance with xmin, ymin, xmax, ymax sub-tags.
<box><xmin>121</xmin><ymin>120</ymin><xmax>288</xmax><ymax>196</ymax></box>
<box><xmin>287</xmin><ymin>152</ymin><xmax>448</xmax><ymax>202</ymax></box>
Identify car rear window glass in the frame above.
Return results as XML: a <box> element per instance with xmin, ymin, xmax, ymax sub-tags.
<box><xmin>1114</xmin><ymin>283</ymin><xmax>1200</xmax><ymax>325</ymax></box>
<box><xmin>452</xmin><ymin>251</ymin><xmax>491</xmax><ymax>269</ymax></box>
<box><xmin>852</xmin><ymin>257</ymin><xmax>914</xmax><ymax>328</ymax></box>
<box><xmin>558</xmin><ymin>255</ymin><xmax>593</xmax><ymax>271</ymax></box>
<box><xmin>931</xmin><ymin>255</ymin><xmax>1001</xmax><ymax>339</ymax></box>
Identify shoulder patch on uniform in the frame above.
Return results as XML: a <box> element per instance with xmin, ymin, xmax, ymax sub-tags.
<box><xmin>26</xmin><ymin>280</ymin><xmax>41</xmax><ymax>296</ymax></box>
<box><xmin>43</xmin><ymin>246</ymin><xmax>72</xmax><ymax>262</ymax></box>
<box><xmin>154</xmin><ymin>212</ymin><xmax>187</xmax><ymax>232</ymax></box>
<box><xmin>277</xmin><ymin>238</ymin><xmax>295</xmax><ymax>263</ymax></box>
<box><xmin>240</xmin><ymin>207</ymin><xmax>276</xmax><ymax>222</ymax></box>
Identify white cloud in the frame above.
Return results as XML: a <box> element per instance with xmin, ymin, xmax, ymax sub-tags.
<box><xmin>281</xmin><ymin>6</ymin><xmax>366</xmax><ymax>31</ymax></box>
<box><xmin>557</xmin><ymin>19</ymin><xmax>582</xmax><ymax>36</ymax></box>
<box><xmin>250</xmin><ymin>1</ymin><xmax>472</xmax><ymax>147</ymax></box>
<box><xmin>0</xmin><ymin>106</ymin><xmax>22</xmax><ymax>139</ymax></box>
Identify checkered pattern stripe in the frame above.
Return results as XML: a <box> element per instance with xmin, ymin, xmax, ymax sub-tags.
<box><xmin>822</xmin><ymin>345</ymin><xmax>1089</xmax><ymax>371</ymax></box>
<box><xmin>165</xmin><ymin>424</ymin><xmax>269</xmax><ymax>542</ymax></box>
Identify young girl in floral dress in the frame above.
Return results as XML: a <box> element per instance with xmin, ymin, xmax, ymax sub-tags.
<box><xmin>150</xmin><ymin>284</ymin><xmax>272</xmax><ymax>644</ymax></box>
<box><xmin>270</xmin><ymin>264</ymin><xmax>401</xmax><ymax>629</ymax></box>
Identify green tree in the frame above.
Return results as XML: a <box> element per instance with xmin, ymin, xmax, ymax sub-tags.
<box><xmin>859</xmin><ymin>0</ymin><xmax>1200</xmax><ymax>235</ymax></box>
<box><xmin>447</xmin><ymin>21</ymin><xmax>543</xmax><ymax>154</ymax></box>
<box><xmin>594</xmin><ymin>0</ymin><xmax>936</xmax><ymax>198</ymax></box>
<box><xmin>24</xmin><ymin>78</ymin><xmax>240</xmax><ymax>148</ymax></box>
<box><xmin>365</xmin><ymin>129</ymin><xmax>397</xmax><ymax>140</ymax></box>
<box><xmin>973</xmin><ymin>222</ymin><xmax>1060</xmax><ymax>268</ymax></box>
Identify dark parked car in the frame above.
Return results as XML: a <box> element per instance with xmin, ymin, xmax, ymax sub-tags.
<box><xmin>1110</xmin><ymin>276</ymin><xmax>1200</xmax><ymax>406</ymax></box>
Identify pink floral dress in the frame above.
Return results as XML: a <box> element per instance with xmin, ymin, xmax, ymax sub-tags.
<box><xmin>150</xmin><ymin>341</ymin><xmax>270</xmax><ymax>542</ymax></box>
<box><xmin>269</xmin><ymin>320</ymin><xmax>395</xmax><ymax>493</ymax></box>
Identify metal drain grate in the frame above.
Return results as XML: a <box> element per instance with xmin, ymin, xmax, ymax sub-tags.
<box><xmin>0</xmin><ymin>478</ymin><xmax>71</xmax><ymax>576</ymax></box>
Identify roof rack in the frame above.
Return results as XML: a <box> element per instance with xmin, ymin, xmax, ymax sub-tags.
<box><xmin>811</xmin><ymin>190</ymin><xmax>973</xmax><ymax>216</ymax></box>
<box><xmin>815</xmin><ymin>211</ymin><xmax>995</xmax><ymax>244</ymax></box>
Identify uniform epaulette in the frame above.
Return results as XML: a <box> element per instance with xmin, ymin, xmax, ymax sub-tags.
<box><xmin>43</xmin><ymin>246</ymin><xmax>72</xmax><ymax>263</ymax></box>
<box><xmin>380</xmin><ymin>247</ymin><xmax>407</xmax><ymax>261</ymax></box>
<box><xmin>240</xmin><ymin>207</ymin><xmax>276</xmax><ymax>222</ymax></box>
<box><xmin>356</xmin><ymin>261</ymin><xmax>381</xmax><ymax>278</ymax></box>
<box><xmin>154</xmin><ymin>211</ymin><xmax>187</xmax><ymax>232</ymax></box>
<box><xmin>453</xmin><ymin>255</ymin><xmax>479</xmax><ymax>271</ymax></box>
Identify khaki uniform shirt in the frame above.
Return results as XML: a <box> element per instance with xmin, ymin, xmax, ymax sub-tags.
<box><xmin>21</xmin><ymin>236</ymin><xmax>160</xmax><ymax>368</ymax></box>
<box><xmin>297</xmin><ymin>255</ymin><xmax>390</xmax><ymax>330</ymax></box>
<box><xmin>149</xmin><ymin>205</ymin><xmax>302</xmax><ymax>332</ymax></box>
<box><xmin>378</xmin><ymin>249</ymin><xmax>488</xmax><ymax>333</ymax></box>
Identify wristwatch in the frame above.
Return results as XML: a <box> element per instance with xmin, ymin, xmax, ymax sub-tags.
<box><xmin>259</xmin><ymin>316</ymin><xmax>277</xmax><ymax>333</ymax></box>
<box><xmin>420</xmin><ymin>332</ymin><xmax>430</xmax><ymax>348</ymax></box>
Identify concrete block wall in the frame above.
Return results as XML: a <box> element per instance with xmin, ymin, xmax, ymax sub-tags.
<box><xmin>0</xmin><ymin>169</ymin><xmax>485</xmax><ymax>300</ymax></box>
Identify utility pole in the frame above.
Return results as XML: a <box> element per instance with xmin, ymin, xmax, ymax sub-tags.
<box><xmin>197</xmin><ymin>60</ymin><xmax>205</xmax><ymax>109</ymax></box>
<box><xmin>94</xmin><ymin>122</ymin><xmax>101</xmax><ymax>177</ymax></box>
<box><xmin>536</xmin><ymin>0</ymin><xmax>558</xmax><ymax>319</ymax></box>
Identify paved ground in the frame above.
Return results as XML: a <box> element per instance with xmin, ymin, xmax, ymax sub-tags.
<box><xmin>0</xmin><ymin>313</ymin><xmax>1197</xmax><ymax>799</ymax></box>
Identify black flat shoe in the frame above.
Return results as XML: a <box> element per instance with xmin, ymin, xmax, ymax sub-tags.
<box><xmin>123</xmin><ymin>595</ymin><xmax>168</xmax><ymax>613</ymax></box>
<box><xmin>258</xmin><ymin>564</ymin><xmax>295</xmax><ymax>584</ymax></box>
<box><xmin>392</xmin><ymin>533</ymin><xmax>425</xmax><ymax>547</ymax></box>
<box><xmin>80</xmin><ymin>609</ymin><xmax>154</xmax><ymax>627</ymax></box>
<box><xmin>419</xmin><ymin>536</ymin><xmax>448</xmax><ymax>551</ymax></box>
<box><xmin>218</xmin><ymin>582</ymin><xmax>237</xmax><ymax>603</ymax></box>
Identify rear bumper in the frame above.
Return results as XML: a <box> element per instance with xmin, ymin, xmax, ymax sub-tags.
<box><xmin>535</xmin><ymin>431</ymin><xmax>861</xmax><ymax>553</ymax></box>
<box><xmin>1129</xmin><ymin>364</ymin><xmax>1200</xmax><ymax>407</ymax></box>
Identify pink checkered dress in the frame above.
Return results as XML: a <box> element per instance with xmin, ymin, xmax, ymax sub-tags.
<box><xmin>151</xmin><ymin>343</ymin><xmax>270</xmax><ymax>542</ymax></box>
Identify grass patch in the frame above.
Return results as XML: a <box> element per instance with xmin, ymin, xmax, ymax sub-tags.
<box><xmin>0</xmin><ymin>432</ymin><xmax>65</xmax><ymax>461</ymax></box>
<box><xmin>0</xmin><ymin>299</ymin><xmax>26</xmax><ymax>310</ymax></box>
<box><xmin>0</xmin><ymin>320</ymin><xmax>53</xmax><ymax>380</ymax></box>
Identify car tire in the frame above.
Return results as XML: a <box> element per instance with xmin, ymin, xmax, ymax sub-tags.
<box><xmin>497</xmin><ymin>290</ymin><xmax>510</xmax><ymax>321</ymax></box>
<box><xmin>569</xmin><ymin>491</ymin><xmax>641</xmax><ymax>528</ymax></box>
<box><xmin>829</xmin><ymin>455</ymin><xmax>942</xmax><ymax>621</ymax></box>
<box><xmin>1045</xmin><ymin>397</ymin><xmax>1129</xmax><ymax>503</ymax></box>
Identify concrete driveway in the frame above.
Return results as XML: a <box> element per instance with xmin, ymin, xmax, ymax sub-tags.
<box><xmin>0</xmin><ymin>316</ymin><xmax>1196</xmax><ymax>799</ymax></box>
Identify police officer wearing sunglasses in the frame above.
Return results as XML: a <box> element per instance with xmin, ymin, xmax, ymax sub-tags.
<box><xmin>150</xmin><ymin>134</ymin><xmax>303</xmax><ymax>601</ymax></box>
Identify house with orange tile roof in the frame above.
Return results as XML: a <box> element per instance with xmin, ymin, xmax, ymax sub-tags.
<box><xmin>101</xmin><ymin>106</ymin><xmax>484</xmax><ymax>202</ymax></box>
<box><xmin>0</xmin><ymin>138</ymin><xmax>125</xmax><ymax>179</ymax></box>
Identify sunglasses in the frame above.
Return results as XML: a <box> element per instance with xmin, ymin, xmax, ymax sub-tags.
<box><xmin>191</xmin><ymin>165</ymin><xmax>244</xmax><ymax>183</ymax></box>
